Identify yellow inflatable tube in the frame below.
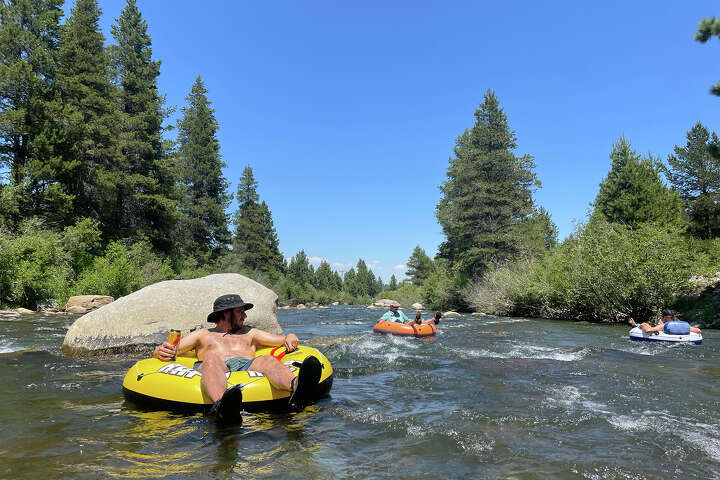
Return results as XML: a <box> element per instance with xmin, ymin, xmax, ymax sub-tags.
<box><xmin>122</xmin><ymin>345</ymin><xmax>333</xmax><ymax>412</ymax></box>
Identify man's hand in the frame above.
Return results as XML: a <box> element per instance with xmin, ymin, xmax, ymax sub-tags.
<box><xmin>283</xmin><ymin>333</ymin><xmax>299</xmax><ymax>351</ymax></box>
<box><xmin>154</xmin><ymin>341</ymin><xmax>176</xmax><ymax>361</ymax></box>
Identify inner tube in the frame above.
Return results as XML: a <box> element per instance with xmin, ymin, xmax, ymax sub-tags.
<box><xmin>122</xmin><ymin>345</ymin><xmax>333</xmax><ymax>412</ymax></box>
<box><xmin>628</xmin><ymin>326</ymin><xmax>702</xmax><ymax>345</ymax></box>
<box><xmin>373</xmin><ymin>320</ymin><xmax>437</xmax><ymax>337</ymax></box>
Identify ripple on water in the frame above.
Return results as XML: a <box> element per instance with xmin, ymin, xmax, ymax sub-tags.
<box><xmin>0</xmin><ymin>338</ymin><xmax>23</xmax><ymax>353</ymax></box>
<box><xmin>543</xmin><ymin>385</ymin><xmax>614</xmax><ymax>415</ymax></box>
<box><xmin>332</xmin><ymin>406</ymin><xmax>495</xmax><ymax>457</ymax></box>
<box><xmin>609</xmin><ymin>411</ymin><xmax>720</xmax><ymax>464</ymax></box>
<box><xmin>445</xmin><ymin>343</ymin><xmax>594</xmax><ymax>362</ymax></box>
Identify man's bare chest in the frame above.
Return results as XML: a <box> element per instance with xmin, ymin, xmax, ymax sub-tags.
<box><xmin>202</xmin><ymin>332</ymin><xmax>253</xmax><ymax>352</ymax></box>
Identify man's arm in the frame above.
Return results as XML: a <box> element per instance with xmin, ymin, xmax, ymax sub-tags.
<box><xmin>399</xmin><ymin>310</ymin><xmax>411</xmax><ymax>322</ymax></box>
<box><xmin>641</xmin><ymin>323</ymin><xmax>663</xmax><ymax>333</ymax></box>
<box><xmin>379</xmin><ymin>311</ymin><xmax>392</xmax><ymax>322</ymax></box>
<box><xmin>252</xmin><ymin>328</ymin><xmax>300</xmax><ymax>351</ymax></box>
<box><xmin>153</xmin><ymin>328</ymin><xmax>205</xmax><ymax>360</ymax></box>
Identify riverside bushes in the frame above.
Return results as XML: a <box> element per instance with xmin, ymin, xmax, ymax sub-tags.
<box><xmin>463</xmin><ymin>219</ymin><xmax>711</xmax><ymax>322</ymax></box>
<box><xmin>0</xmin><ymin>219</ymin><xmax>174</xmax><ymax>309</ymax></box>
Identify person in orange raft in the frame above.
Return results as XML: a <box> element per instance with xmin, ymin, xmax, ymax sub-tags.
<box><xmin>153</xmin><ymin>294</ymin><xmax>321</xmax><ymax>424</ymax></box>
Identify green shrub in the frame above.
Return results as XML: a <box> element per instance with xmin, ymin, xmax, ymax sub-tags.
<box><xmin>0</xmin><ymin>221</ymin><xmax>71</xmax><ymax>308</ymax></box>
<box><xmin>60</xmin><ymin>218</ymin><xmax>102</xmax><ymax>275</ymax></box>
<box><xmin>379</xmin><ymin>283</ymin><xmax>424</xmax><ymax>307</ymax></box>
<box><xmin>463</xmin><ymin>219</ymin><xmax>703</xmax><ymax>322</ymax></box>
<box><xmin>422</xmin><ymin>265</ymin><xmax>462</xmax><ymax>311</ymax></box>
<box><xmin>72</xmin><ymin>241</ymin><xmax>144</xmax><ymax>298</ymax></box>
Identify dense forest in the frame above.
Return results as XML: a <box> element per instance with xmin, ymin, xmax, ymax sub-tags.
<box><xmin>1</xmin><ymin>1</ymin><xmax>719</xmax><ymax>326</ymax></box>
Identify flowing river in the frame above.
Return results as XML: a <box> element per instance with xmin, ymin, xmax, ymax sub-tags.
<box><xmin>1</xmin><ymin>306</ymin><xmax>719</xmax><ymax>479</ymax></box>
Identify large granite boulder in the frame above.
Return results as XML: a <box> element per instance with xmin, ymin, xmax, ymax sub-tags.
<box><xmin>62</xmin><ymin>273</ymin><xmax>280</xmax><ymax>356</ymax></box>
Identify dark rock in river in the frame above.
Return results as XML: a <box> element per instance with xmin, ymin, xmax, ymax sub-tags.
<box><xmin>62</xmin><ymin>273</ymin><xmax>280</xmax><ymax>356</ymax></box>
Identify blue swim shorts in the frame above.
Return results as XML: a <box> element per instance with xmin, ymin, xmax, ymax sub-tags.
<box><xmin>193</xmin><ymin>356</ymin><xmax>255</xmax><ymax>372</ymax></box>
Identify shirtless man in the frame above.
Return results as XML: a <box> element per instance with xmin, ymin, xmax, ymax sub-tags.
<box><xmin>153</xmin><ymin>294</ymin><xmax>321</xmax><ymax>423</ymax></box>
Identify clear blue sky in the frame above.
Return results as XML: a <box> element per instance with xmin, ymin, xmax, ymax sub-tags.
<box><xmin>76</xmin><ymin>1</ymin><xmax>719</xmax><ymax>281</ymax></box>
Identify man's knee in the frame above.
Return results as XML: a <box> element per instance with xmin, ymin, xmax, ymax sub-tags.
<box><xmin>248</xmin><ymin>355</ymin><xmax>283</xmax><ymax>373</ymax></box>
<box><xmin>199</xmin><ymin>353</ymin><xmax>228</xmax><ymax>373</ymax></box>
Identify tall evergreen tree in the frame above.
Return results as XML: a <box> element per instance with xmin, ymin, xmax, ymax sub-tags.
<box><xmin>695</xmin><ymin>17</ymin><xmax>720</xmax><ymax>96</ymax></box>
<box><xmin>287</xmin><ymin>249</ymin><xmax>312</xmax><ymax>285</ymax></box>
<box><xmin>354</xmin><ymin>259</ymin><xmax>372</xmax><ymax>296</ymax></box>
<box><xmin>332</xmin><ymin>270</ymin><xmax>343</xmax><ymax>291</ymax></box>
<box><xmin>314</xmin><ymin>260</ymin><xmax>336</xmax><ymax>291</ymax></box>
<box><xmin>343</xmin><ymin>267</ymin><xmax>356</xmax><ymax>293</ymax></box>
<box><xmin>666</xmin><ymin>122</ymin><xmax>720</xmax><ymax>239</ymax></box>
<box><xmin>436</xmin><ymin>90</ymin><xmax>539</xmax><ymax>281</ymax></box>
<box><xmin>388</xmin><ymin>274</ymin><xmax>398</xmax><ymax>290</ymax></box>
<box><xmin>231</xmin><ymin>165</ymin><xmax>284</xmax><ymax>278</ymax></box>
<box><xmin>175</xmin><ymin>76</ymin><xmax>231</xmax><ymax>260</ymax></box>
<box><xmin>0</xmin><ymin>0</ymin><xmax>65</xmax><ymax>226</ymax></box>
<box><xmin>56</xmin><ymin>0</ymin><xmax>122</xmax><ymax>234</ymax></box>
<box><xmin>406</xmin><ymin>245</ymin><xmax>434</xmax><ymax>286</ymax></box>
<box><xmin>594</xmin><ymin>137</ymin><xmax>684</xmax><ymax>228</ymax></box>
<box><xmin>110</xmin><ymin>0</ymin><xmax>175</xmax><ymax>251</ymax></box>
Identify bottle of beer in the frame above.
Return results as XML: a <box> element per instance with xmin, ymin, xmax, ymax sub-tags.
<box><xmin>167</xmin><ymin>329</ymin><xmax>181</xmax><ymax>361</ymax></box>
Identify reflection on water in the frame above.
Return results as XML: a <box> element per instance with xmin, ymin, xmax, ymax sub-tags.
<box><xmin>0</xmin><ymin>309</ymin><xmax>719</xmax><ymax>479</ymax></box>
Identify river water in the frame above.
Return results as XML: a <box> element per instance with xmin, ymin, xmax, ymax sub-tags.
<box><xmin>1</xmin><ymin>306</ymin><xmax>718</xmax><ymax>479</ymax></box>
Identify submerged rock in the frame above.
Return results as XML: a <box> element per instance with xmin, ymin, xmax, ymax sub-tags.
<box><xmin>62</xmin><ymin>273</ymin><xmax>280</xmax><ymax>356</ymax></box>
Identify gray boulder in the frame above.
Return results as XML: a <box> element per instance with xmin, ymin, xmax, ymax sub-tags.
<box><xmin>62</xmin><ymin>273</ymin><xmax>280</xmax><ymax>356</ymax></box>
<box><xmin>374</xmin><ymin>298</ymin><xmax>399</xmax><ymax>308</ymax></box>
<box><xmin>65</xmin><ymin>295</ymin><xmax>114</xmax><ymax>314</ymax></box>
<box><xmin>411</xmin><ymin>302</ymin><xmax>423</xmax><ymax>310</ymax></box>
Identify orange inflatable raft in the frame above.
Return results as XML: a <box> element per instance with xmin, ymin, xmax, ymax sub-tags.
<box><xmin>373</xmin><ymin>320</ymin><xmax>437</xmax><ymax>338</ymax></box>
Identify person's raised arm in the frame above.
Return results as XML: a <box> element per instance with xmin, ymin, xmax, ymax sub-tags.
<box><xmin>153</xmin><ymin>328</ymin><xmax>204</xmax><ymax>361</ymax></box>
<box><xmin>252</xmin><ymin>328</ymin><xmax>300</xmax><ymax>351</ymax></box>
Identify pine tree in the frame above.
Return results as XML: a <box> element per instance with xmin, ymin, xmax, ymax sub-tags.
<box><xmin>110</xmin><ymin>0</ymin><xmax>175</xmax><ymax>251</ymax></box>
<box><xmin>0</xmin><ymin>0</ymin><xmax>65</xmax><ymax>227</ymax></box>
<box><xmin>594</xmin><ymin>137</ymin><xmax>684</xmax><ymax>228</ymax></box>
<box><xmin>231</xmin><ymin>165</ymin><xmax>284</xmax><ymax>278</ymax></box>
<box><xmin>388</xmin><ymin>274</ymin><xmax>398</xmax><ymax>290</ymax></box>
<box><xmin>436</xmin><ymin>90</ymin><xmax>539</xmax><ymax>281</ymax></box>
<box><xmin>332</xmin><ymin>270</ymin><xmax>343</xmax><ymax>291</ymax></box>
<box><xmin>406</xmin><ymin>246</ymin><xmax>434</xmax><ymax>286</ymax></box>
<box><xmin>314</xmin><ymin>260</ymin><xmax>336</xmax><ymax>291</ymax></box>
<box><xmin>287</xmin><ymin>249</ymin><xmax>312</xmax><ymax>285</ymax></box>
<box><xmin>175</xmin><ymin>76</ymin><xmax>231</xmax><ymax>260</ymax></box>
<box><xmin>666</xmin><ymin>122</ymin><xmax>720</xmax><ymax>239</ymax></box>
<box><xmin>56</xmin><ymin>0</ymin><xmax>122</xmax><ymax>235</ymax></box>
<box><xmin>343</xmin><ymin>268</ymin><xmax>356</xmax><ymax>293</ymax></box>
<box><xmin>695</xmin><ymin>17</ymin><xmax>720</xmax><ymax>96</ymax></box>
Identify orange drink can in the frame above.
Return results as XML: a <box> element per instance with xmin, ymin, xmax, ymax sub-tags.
<box><xmin>168</xmin><ymin>329</ymin><xmax>181</xmax><ymax>360</ymax></box>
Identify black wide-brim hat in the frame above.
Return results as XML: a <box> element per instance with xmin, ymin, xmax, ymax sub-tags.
<box><xmin>207</xmin><ymin>294</ymin><xmax>254</xmax><ymax>323</ymax></box>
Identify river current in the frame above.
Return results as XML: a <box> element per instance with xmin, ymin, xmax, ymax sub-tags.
<box><xmin>0</xmin><ymin>306</ymin><xmax>718</xmax><ymax>479</ymax></box>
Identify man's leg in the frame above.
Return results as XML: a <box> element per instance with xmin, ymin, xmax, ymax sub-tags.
<box><xmin>246</xmin><ymin>355</ymin><xmax>294</xmax><ymax>391</ymax></box>
<box><xmin>198</xmin><ymin>354</ymin><xmax>231</xmax><ymax>402</ymax></box>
